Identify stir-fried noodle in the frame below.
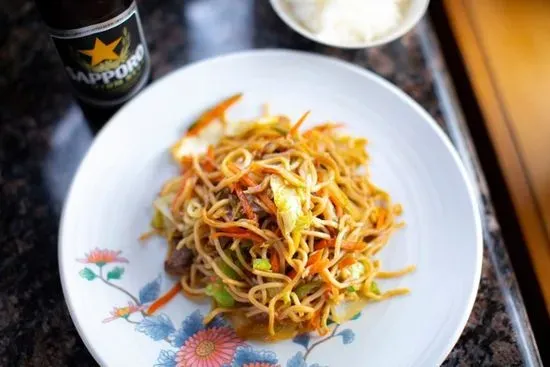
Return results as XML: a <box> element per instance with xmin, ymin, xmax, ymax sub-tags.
<box><xmin>147</xmin><ymin>94</ymin><xmax>415</xmax><ymax>341</ymax></box>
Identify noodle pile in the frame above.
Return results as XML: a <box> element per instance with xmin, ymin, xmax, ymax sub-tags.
<box><xmin>149</xmin><ymin>94</ymin><xmax>414</xmax><ymax>341</ymax></box>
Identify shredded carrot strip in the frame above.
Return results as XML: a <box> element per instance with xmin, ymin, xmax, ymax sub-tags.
<box><xmin>227</xmin><ymin>162</ymin><xmax>278</xmax><ymax>215</ymax></box>
<box><xmin>211</xmin><ymin>231</ymin><xmax>264</xmax><ymax>243</ymax></box>
<box><xmin>179</xmin><ymin>156</ymin><xmax>193</xmax><ymax>172</ymax></box>
<box><xmin>233</xmin><ymin>184</ymin><xmax>257</xmax><ymax>221</ymax></box>
<box><xmin>256</xmin><ymin>193</ymin><xmax>277</xmax><ymax>215</ymax></box>
<box><xmin>376</xmin><ymin>208</ymin><xmax>387</xmax><ymax>229</ymax></box>
<box><xmin>344</xmin><ymin>242</ymin><xmax>368</xmax><ymax>251</ymax></box>
<box><xmin>314</xmin><ymin>239</ymin><xmax>331</xmax><ymax>251</ymax></box>
<box><xmin>187</xmin><ymin>93</ymin><xmax>243</xmax><ymax>136</ymax></box>
<box><xmin>316</xmin><ymin>187</ymin><xmax>327</xmax><ymax>196</ymax></box>
<box><xmin>308</xmin><ymin>258</ymin><xmax>329</xmax><ymax>275</ymax></box>
<box><xmin>338</xmin><ymin>255</ymin><xmax>357</xmax><ymax>269</ymax></box>
<box><xmin>147</xmin><ymin>282</ymin><xmax>182</xmax><ymax>315</ymax></box>
<box><xmin>223</xmin><ymin>226</ymin><xmax>250</xmax><ymax>234</ymax></box>
<box><xmin>289</xmin><ymin>110</ymin><xmax>311</xmax><ymax>136</ymax></box>
<box><xmin>328</xmin><ymin>192</ymin><xmax>343</xmax><ymax>217</ymax></box>
<box><xmin>247</xmin><ymin>189</ymin><xmax>276</xmax><ymax>214</ymax></box>
<box><xmin>259</xmin><ymin>166</ymin><xmax>279</xmax><ymax>175</ymax></box>
<box><xmin>306</xmin><ymin>250</ymin><xmax>323</xmax><ymax>267</ymax></box>
<box><xmin>139</xmin><ymin>229</ymin><xmax>158</xmax><ymax>241</ymax></box>
<box><xmin>287</xmin><ymin>269</ymin><xmax>297</xmax><ymax>279</ymax></box>
<box><xmin>236</xmin><ymin>173</ymin><xmax>256</xmax><ymax>188</ymax></box>
<box><xmin>270</xmin><ymin>252</ymin><xmax>280</xmax><ymax>273</ymax></box>
<box><xmin>308</xmin><ymin>310</ymin><xmax>321</xmax><ymax>330</ymax></box>
<box><xmin>314</xmin><ymin>239</ymin><xmax>366</xmax><ymax>252</ymax></box>
<box><xmin>304</xmin><ymin>122</ymin><xmax>344</xmax><ymax>134</ymax></box>
<box><xmin>202</xmin><ymin>159</ymin><xmax>216</xmax><ymax>172</ymax></box>
<box><xmin>334</xmin><ymin>203</ymin><xmax>343</xmax><ymax>217</ymax></box>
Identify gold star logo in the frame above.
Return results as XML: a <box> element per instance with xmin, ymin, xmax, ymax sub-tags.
<box><xmin>78</xmin><ymin>37</ymin><xmax>122</xmax><ymax>66</ymax></box>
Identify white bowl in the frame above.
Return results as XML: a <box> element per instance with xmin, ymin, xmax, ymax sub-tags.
<box><xmin>269</xmin><ymin>0</ymin><xmax>430</xmax><ymax>49</ymax></box>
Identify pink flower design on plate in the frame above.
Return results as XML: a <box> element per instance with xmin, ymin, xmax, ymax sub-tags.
<box><xmin>102</xmin><ymin>301</ymin><xmax>146</xmax><ymax>323</ymax></box>
<box><xmin>77</xmin><ymin>248</ymin><xmax>129</xmax><ymax>266</ymax></box>
<box><xmin>175</xmin><ymin>327</ymin><xmax>244</xmax><ymax>367</ymax></box>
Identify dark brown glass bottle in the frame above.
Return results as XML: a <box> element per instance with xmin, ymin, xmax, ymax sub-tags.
<box><xmin>36</xmin><ymin>0</ymin><xmax>151</xmax><ymax>132</ymax></box>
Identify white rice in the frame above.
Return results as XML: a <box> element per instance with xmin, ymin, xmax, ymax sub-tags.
<box><xmin>283</xmin><ymin>0</ymin><xmax>408</xmax><ymax>46</ymax></box>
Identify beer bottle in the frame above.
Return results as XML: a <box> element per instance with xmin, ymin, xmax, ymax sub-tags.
<box><xmin>35</xmin><ymin>0</ymin><xmax>151</xmax><ymax>131</ymax></box>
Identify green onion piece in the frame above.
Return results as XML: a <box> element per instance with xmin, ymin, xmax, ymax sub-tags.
<box><xmin>346</xmin><ymin>286</ymin><xmax>356</xmax><ymax>292</ymax></box>
<box><xmin>205</xmin><ymin>281</ymin><xmax>235</xmax><ymax>308</ymax></box>
<box><xmin>252</xmin><ymin>259</ymin><xmax>272</xmax><ymax>271</ymax></box>
<box><xmin>216</xmin><ymin>259</ymin><xmax>239</xmax><ymax>280</ymax></box>
<box><xmin>150</xmin><ymin>209</ymin><xmax>164</xmax><ymax>230</ymax></box>
<box><xmin>294</xmin><ymin>281</ymin><xmax>322</xmax><ymax>298</ymax></box>
<box><xmin>370</xmin><ymin>281</ymin><xmax>381</xmax><ymax>295</ymax></box>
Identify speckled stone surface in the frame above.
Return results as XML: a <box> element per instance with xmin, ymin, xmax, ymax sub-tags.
<box><xmin>0</xmin><ymin>0</ymin><xmax>541</xmax><ymax>366</ymax></box>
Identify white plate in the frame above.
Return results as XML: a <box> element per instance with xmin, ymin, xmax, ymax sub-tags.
<box><xmin>60</xmin><ymin>50</ymin><xmax>482</xmax><ymax>367</ymax></box>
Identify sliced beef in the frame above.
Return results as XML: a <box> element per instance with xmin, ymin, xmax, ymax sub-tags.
<box><xmin>164</xmin><ymin>247</ymin><xmax>194</xmax><ymax>276</ymax></box>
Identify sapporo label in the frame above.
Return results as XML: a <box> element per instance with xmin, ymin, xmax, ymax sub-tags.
<box><xmin>49</xmin><ymin>2</ymin><xmax>150</xmax><ymax>107</ymax></box>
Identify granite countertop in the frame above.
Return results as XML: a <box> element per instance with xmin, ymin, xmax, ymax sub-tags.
<box><xmin>0</xmin><ymin>0</ymin><xmax>542</xmax><ymax>366</ymax></box>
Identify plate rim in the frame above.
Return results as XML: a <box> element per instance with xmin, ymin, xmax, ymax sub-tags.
<box><xmin>59</xmin><ymin>49</ymin><xmax>483</xmax><ymax>367</ymax></box>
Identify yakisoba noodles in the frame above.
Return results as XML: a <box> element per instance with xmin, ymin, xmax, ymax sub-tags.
<box><xmin>146</xmin><ymin>93</ymin><xmax>415</xmax><ymax>341</ymax></box>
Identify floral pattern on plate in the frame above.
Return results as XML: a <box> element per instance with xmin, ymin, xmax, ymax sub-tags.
<box><xmin>77</xmin><ymin>248</ymin><xmax>359</xmax><ymax>366</ymax></box>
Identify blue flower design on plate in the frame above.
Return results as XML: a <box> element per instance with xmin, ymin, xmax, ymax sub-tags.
<box><xmin>139</xmin><ymin>275</ymin><xmax>162</xmax><ymax>304</ymax></box>
<box><xmin>167</xmin><ymin>310</ymin><xmax>204</xmax><ymax>347</ymax></box>
<box><xmin>136</xmin><ymin>313</ymin><xmax>176</xmax><ymax>341</ymax></box>
<box><xmin>233</xmin><ymin>345</ymin><xmax>279</xmax><ymax>367</ymax></box>
<box><xmin>153</xmin><ymin>350</ymin><xmax>176</xmax><ymax>367</ymax></box>
<box><xmin>338</xmin><ymin>329</ymin><xmax>355</xmax><ymax>345</ymax></box>
<box><xmin>289</xmin><ymin>312</ymin><xmax>361</xmax><ymax>365</ymax></box>
<box><xmin>287</xmin><ymin>352</ymin><xmax>308</xmax><ymax>367</ymax></box>
<box><xmin>292</xmin><ymin>334</ymin><xmax>310</xmax><ymax>349</ymax></box>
